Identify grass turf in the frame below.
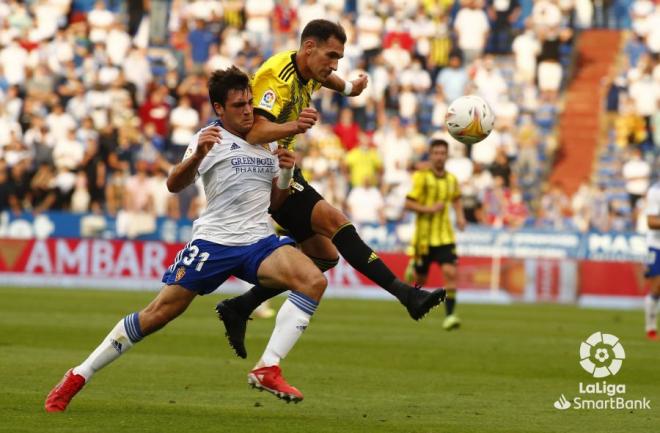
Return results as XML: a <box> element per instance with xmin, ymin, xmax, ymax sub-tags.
<box><xmin>0</xmin><ymin>287</ymin><xmax>658</xmax><ymax>433</ymax></box>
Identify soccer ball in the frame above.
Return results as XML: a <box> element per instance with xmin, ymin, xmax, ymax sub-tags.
<box><xmin>445</xmin><ymin>95</ymin><xmax>495</xmax><ymax>145</ymax></box>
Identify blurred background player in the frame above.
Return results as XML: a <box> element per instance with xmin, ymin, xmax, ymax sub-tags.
<box><xmin>217</xmin><ymin>19</ymin><xmax>446</xmax><ymax>358</ymax></box>
<box><xmin>644</xmin><ymin>180</ymin><xmax>660</xmax><ymax>340</ymax></box>
<box><xmin>404</xmin><ymin>139</ymin><xmax>466</xmax><ymax>331</ymax></box>
<box><xmin>44</xmin><ymin>67</ymin><xmax>324</xmax><ymax>411</ymax></box>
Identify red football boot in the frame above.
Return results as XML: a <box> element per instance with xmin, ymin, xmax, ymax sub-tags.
<box><xmin>248</xmin><ymin>365</ymin><xmax>303</xmax><ymax>403</ymax></box>
<box><xmin>45</xmin><ymin>369</ymin><xmax>86</xmax><ymax>412</ymax></box>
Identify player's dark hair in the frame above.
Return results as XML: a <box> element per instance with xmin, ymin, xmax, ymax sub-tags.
<box><xmin>208</xmin><ymin>66</ymin><xmax>250</xmax><ymax>108</ymax></box>
<box><xmin>430</xmin><ymin>138</ymin><xmax>449</xmax><ymax>150</ymax></box>
<box><xmin>301</xmin><ymin>19</ymin><xmax>347</xmax><ymax>45</ymax></box>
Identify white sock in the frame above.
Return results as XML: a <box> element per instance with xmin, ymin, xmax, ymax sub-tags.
<box><xmin>73</xmin><ymin>312</ymin><xmax>144</xmax><ymax>381</ymax></box>
<box><xmin>645</xmin><ymin>295</ymin><xmax>659</xmax><ymax>333</ymax></box>
<box><xmin>258</xmin><ymin>292</ymin><xmax>318</xmax><ymax>367</ymax></box>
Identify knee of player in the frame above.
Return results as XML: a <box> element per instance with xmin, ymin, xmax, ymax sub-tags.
<box><xmin>311</xmin><ymin>272</ymin><xmax>328</xmax><ymax>293</ymax></box>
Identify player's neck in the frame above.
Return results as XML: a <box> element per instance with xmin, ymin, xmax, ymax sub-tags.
<box><xmin>294</xmin><ymin>51</ymin><xmax>312</xmax><ymax>82</ymax></box>
<box><xmin>431</xmin><ymin>166</ymin><xmax>445</xmax><ymax>177</ymax></box>
<box><xmin>217</xmin><ymin>118</ymin><xmax>246</xmax><ymax>140</ymax></box>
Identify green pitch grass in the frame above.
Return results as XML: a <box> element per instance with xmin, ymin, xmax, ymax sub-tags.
<box><xmin>0</xmin><ymin>287</ymin><xmax>658</xmax><ymax>433</ymax></box>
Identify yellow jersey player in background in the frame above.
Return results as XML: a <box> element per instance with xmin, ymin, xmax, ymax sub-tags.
<box><xmin>405</xmin><ymin>138</ymin><xmax>466</xmax><ymax>331</ymax></box>
<box><xmin>217</xmin><ymin>19</ymin><xmax>446</xmax><ymax>361</ymax></box>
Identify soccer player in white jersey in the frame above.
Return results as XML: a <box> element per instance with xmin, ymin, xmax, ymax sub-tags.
<box><xmin>644</xmin><ymin>181</ymin><xmax>660</xmax><ymax>340</ymax></box>
<box><xmin>44</xmin><ymin>67</ymin><xmax>325</xmax><ymax>411</ymax></box>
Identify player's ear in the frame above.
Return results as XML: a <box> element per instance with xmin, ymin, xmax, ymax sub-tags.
<box><xmin>303</xmin><ymin>39</ymin><xmax>315</xmax><ymax>55</ymax></box>
<box><xmin>214</xmin><ymin>102</ymin><xmax>224</xmax><ymax>116</ymax></box>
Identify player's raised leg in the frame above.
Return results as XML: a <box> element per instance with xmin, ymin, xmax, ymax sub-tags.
<box><xmin>247</xmin><ymin>244</ymin><xmax>327</xmax><ymax>402</ymax></box>
<box><xmin>311</xmin><ymin>200</ymin><xmax>446</xmax><ymax>320</ymax></box>
<box><xmin>44</xmin><ymin>285</ymin><xmax>196</xmax><ymax>412</ymax></box>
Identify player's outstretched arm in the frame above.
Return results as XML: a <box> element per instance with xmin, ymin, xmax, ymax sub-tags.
<box><xmin>323</xmin><ymin>73</ymin><xmax>368</xmax><ymax>97</ymax></box>
<box><xmin>167</xmin><ymin>126</ymin><xmax>221</xmax><ymax>193</ymax></box>
<box><xmin>246</xmin><ymin>109</ymin><xmax>318</xmax><ymax>145</ymax></box>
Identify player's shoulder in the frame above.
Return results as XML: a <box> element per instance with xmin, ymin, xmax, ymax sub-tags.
<box><xmin>255</xmin><ymin>50</ymin><xmax>296</xmax><ymax>84</ymax></box>
<box><xmin>445</xmin><ymin>171</ymin><xmax>459</xmax><ymax>183</ymax></box>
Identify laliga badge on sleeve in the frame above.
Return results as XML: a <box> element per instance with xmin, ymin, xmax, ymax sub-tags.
<box><xmin>259</xmin><ymin>89</ymin><xmax>276</xmax><ymax>110</ymax></box>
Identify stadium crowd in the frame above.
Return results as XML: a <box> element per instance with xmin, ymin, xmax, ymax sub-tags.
<box><xmin>0</xmin><ymin>0</ymin><xmax>656</xmax><ymax>241</ymax></box>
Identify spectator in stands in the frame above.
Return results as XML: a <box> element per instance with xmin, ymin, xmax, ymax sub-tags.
<box><xmin>490</xmin><ymin>148</ymin><xmax>513</xmax><ymax>187</ymax></box>
<box><xmin>454</xmin><ymin>0</ymin><xmax>490</xmax><ymax>65</ymax></box>
<box><xmin>169</xmin><ymin>95</ymin><xmax>200</xmax><ymax>159</ymax></box>
<box><xmin>272</xmin><ymin>0</ymin><xmax>298</xmax><ymax>51</ymax></box>
<box><xmin>53</xmin><ymin>128</ymin><xmax>84</xmax><ymax>173</ymax></box>
<box><xmin>375</xmin><ymin>116</ymin><xmax>412</xmax><ymax>188</ymax></box>
<box><xmin>504</xmin><ymin>185</ymin><xmax>529</xmax><ymax>228</ymax></box>
<box><xmin>118</xmin><ymin>159</ymin><xmax>156</xmax><ymax>238</ymax></box>
<box><xmin>356</xmin><ymin>3</ymin><xmax>383</xmax><ymax>65</ymax></box>
<box><xmin>622</xmin><ymin>147</ymin><xmax>651</xmax><ymax>215</ymax></box>
<box><xmin>483</xmin><ymin>174</ymin><xmax>509</xmax><ymax>227</ymax></box>
<box><xmin>139</xmin><ymin>87</ymin><xmax>171</xmax><ymax>138</ymax></box>
<box><xmin>343</xmin><ymin>135</ymin><xmax>382</xmax><ymax>189</ymax></box>
<box><xmin>333</xmin><ymin>107</ymin><xmax>361</xmax><ymax>151</ymax></box>
<box><xmin>187</xmin><ymin>18</ymin><xmax>216</xmax><ymax>72</ymax></box>
<box><xmin>538</xmin><ymin>183</ymin><xmax>571</xmax><ymax>229</ymax></box>
<box><xmin>70</xmin><ymin>171</ymin><xmax>91</xmax><ymax>213</ymax></box>
<box><xmin>615</xmin><ymin>94</ymin><xmax>647</xmax><ymax>148</ymax></box>
<box><xmin>87</xmin><ymin>0</ymin><xmax>115</xmax><ymax>44</ymax></box>
<box><xmin>0</xmin><ymin>104</ymin><xmax>22</xmax><ymax>149</ymax></box>
<box><xmin>515</xmin><ymin>114</ymin><xmax>541</xmax><ymax>187</ymax></box>
<box><xmin>446</xmin><ymin>141</ymin><xmax>474</xmax><ymax>186</ymax></box>
<box><xmin>487</xmin><ymin>0</ymin><xmax>521</xmax><ymax>54</ymax></box>
<box><xmin>30</xmin><ymin>162</ymin><xmax>57</xmax><ymax>213</ymax></box>
<box><xmin>536</xmin><ymin>26</ymin><xmax>571</xmax><ymax>101</ymax></box>
<box><xmin>46</xmin><ymin>103</ymin><xmax>76</xmax><ymax>143</ymax></box>
<box><xmin>474</xmin><ymin>54</ymin><xmax>508</xmax><ymax>108</ymax></box>
<box><xmin>437</xmin><ymin>51</ymin><xmax>469</xmax><ymax>105</ymax></box>
<box><xmin>346</xmin><ymin>177</ymin><xmax>386</xmax><ymax>226</ymax></box>
<box><xmin>512</xmin><ymin>21</ymin><xmax>541</xmax><ymax>84</ymax></box>
<box><xmin>245</xmin><ymin>0</ymin><xmax>273</xmax><ymax>50</ymax></box>
<box><xmin>0</xmin><ymin>37</ymin><xmax>29</xmax><ymax>86</ymax></box>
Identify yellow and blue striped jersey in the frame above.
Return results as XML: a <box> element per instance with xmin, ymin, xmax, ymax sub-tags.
<box><xmin>407</xmin><ymin>169</ymin><xmax>461</xmax><ymax>255</ymax></box>
<box><xmin>251</xmin><ymin>50</ymin><xmax>323</xmax><ymax>150</ymax></box>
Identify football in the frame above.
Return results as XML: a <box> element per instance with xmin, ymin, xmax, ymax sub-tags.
<box><xmin>445</xmin><ymin>95</ymin><xmax>495</xmax><ymax>145</ymax></box>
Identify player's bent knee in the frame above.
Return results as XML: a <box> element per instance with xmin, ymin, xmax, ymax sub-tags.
<box><xmin>312</xmin><ymin>201</ymin><xmax>350</xmax><ymax>235</ymax></box>
<box><xmin>291</xmin><ymin>270</ymin><xmax>327</xmax><ymax>301</ymax></box>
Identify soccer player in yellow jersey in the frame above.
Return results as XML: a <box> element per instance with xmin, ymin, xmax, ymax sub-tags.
<box><xmin>217</xmin><ymin>20</ymin><xmax>446</xmax><ymax>361</ymax></box>
<box><xmin>405</xmin><ymin>139</ymin><xmax>466</xmax><ymax>331</ymax></box>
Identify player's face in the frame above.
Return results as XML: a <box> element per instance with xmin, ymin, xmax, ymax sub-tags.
<box><xmin>307</xmin><ymin>36</ymin><xmax>344</xmax><ymax>81</ymax></box>
<box><xmin>220</xmin><ymin>88</ymin><xmax>254</xmax><ymax>135</ymax></box>
<box><xmin>430</xmin><ymin>145</ymin><xmax>448</xmax><ymax>170</ymax></box>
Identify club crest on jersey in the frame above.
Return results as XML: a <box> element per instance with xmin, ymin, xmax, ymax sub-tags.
<box><xmin>175</xmin><ymin>266</ymin><xmax>186</xmax><ymax>282</ymax></box>
<box><xmin>259</xmin><ymin>89</ymin><xmax>276</xmax><ymax>110</ymax></box>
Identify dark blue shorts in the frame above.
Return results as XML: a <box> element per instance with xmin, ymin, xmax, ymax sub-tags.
<box><xmin>162</xmin><ymin>235</ymin><xmax>295</xmax><ymax>295</ymax></box>
<box><xmin>646</xmin><ymin>247</ymin><xmax>660</xmax><ymax>278</ymax></box>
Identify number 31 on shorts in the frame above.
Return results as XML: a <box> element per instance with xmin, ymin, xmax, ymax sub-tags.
<box><xmin>182</xmin><ymin>245</ymin><xmax>210</xmax><ymax>271</ymax></box>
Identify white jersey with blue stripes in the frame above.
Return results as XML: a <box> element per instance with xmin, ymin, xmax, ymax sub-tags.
<box><xmin>182</xmin><ymin>121</ymin><xmax>279</xmax><ymax>246</ymax></box>
<box><xmin>646</xmin><ymin>181</ymin><xmax>660</xmax><ymax>250</ymax></box>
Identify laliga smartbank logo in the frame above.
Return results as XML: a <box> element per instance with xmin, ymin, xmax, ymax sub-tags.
<box><xmin>553</xmin><ymin>332</ymin><xmax>651</xmax><ymax>411</ymax></box>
